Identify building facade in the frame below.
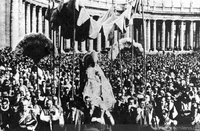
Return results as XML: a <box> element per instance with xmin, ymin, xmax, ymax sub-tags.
<box><xmin>1</xmin><ymin>0</ymin><xmax>200</xmax><ymax>53</ymax></box>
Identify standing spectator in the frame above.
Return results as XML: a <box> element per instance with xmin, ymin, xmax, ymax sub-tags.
<box><xmin>40</xmin><ymin>99</ymin><xmax>59</xmax><ymax>131</ymax></box>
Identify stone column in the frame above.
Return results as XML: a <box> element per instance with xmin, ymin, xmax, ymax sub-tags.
<box><xmin>97</xmin><ymin>33</ymin><xmax>102</xmax><ymax>52</ymax></box>
<box><xmin>60</xmin><ymin>36</ymin><xmax>65</xmax><ymax>53</ymax></box>
<box><xmin>5</xmin><ymin>0</ymin><xmax>11</xmax><ymax>47</ymax></box>
<box><xmin>175</xmin><ymin>21</ymin><xmax>180</xmax><ymax>49</ymax></box>
<box><xmin>185</xmin><ymin>22</ymin><xmax>190</xmax><ymax>50</ymax></box>
<box><xmin>180</xmin><ymin>21</ymin><xmax>184</xmax><ymax>51</ymax></box>
<box><xmin>81</xmin><ymin>41</ymin><xmax>87</xmax><ymax>53</ymax></box>
<box><xmin>114</xmin><ymin>30</ymin><xmax>118</xmax><ymax>44</ymax></box>
<box><xmin>0</xmin><ymin>0</ymin><xmax>6</xmax><ymax>49</ymax></box>
<box><xmin>126</xmin><ymin>24</ymin><xmax>130</xmax><ymax>37</ymax></box>
<box><xmin>136</xmin><ymin>28</ymin><xmax>139</xmax><ymax>42</ymax></box>
<box><xmin>59</xmin><ymin>26</ymin><xmax>65</xmax><ymax>53</ymax></box>
<box><xmin>32</xmin><ymin>4</ymin><xmax>36</xmax><ymax>33</ymax></box>
<box><xmin>45</xmin><ymin>20</ymin><xmax>49</xmax><ymax>37</ymax></box>
<box><xmin>162</xmin><ymin>20</ymin><xmax>166</xmax><ymax>51</ymax></box>
<box><xmin>171</xmin><ymin>20</ymin><xmax>175</xmax><ymax>50</ymax></box>
<box><xmin>146</xmin><ymin>19</ymin><xmax>151</xmax><ymax>52</ymax></box>
<box><xmin>167</xmin><ymin>31</ymin><xmax>170</xmax><ymax>50</ymax></box>
<box><xmin>153</xmin><ymin>20</ymin><xmax>157</xmax><ymax>51</ymax></box>
<box><xmin>53</xmin><ymin>30</ymin><xmax>57</xmax><ymax>50</ymax></box>
<box><xmin>74</xmin><ymin>41</ymin><xmax>79</xmax><ymax>53</ymax></box>
<box><xmin>130</xmin><ymin>19</ymin><xmax>134</xmax><ymax>42</ymax></box>
<box><xmin>190</xmin><ymin>21</ymin><xmax>194</xmax><ymax>50</ymax></box>
<box><xmin>194</xmin><ymin>22</ymin><xmax>198</xmax><ymax>49</ymax></box>
<box><xmin>88</xmin><ymin>39</ymin><xmax>94</xmax><ymax>52</ymax></box>
<box><xmin>38</xmin><ymin>6</ymin><xmax>43</xmax><ymax>33</ymax></box>
<box><xmin>19</xmin><ymin>0</ymin><xmax>25</xmax><ymax>39</ymax></box>
<box><xmin>11</xmin><ymin>0</ymin><xmax>19</xmax><ymax>50</ymax></box>
<box><xmin>198</xmin><ymin>22</ymin><xmax>200</xmax><ymax>49</ymax></box>
<box><xmin>26</xmin><ymin>2</ymin><xmax>31</xmax><ymax>34</ymax></box>
<box><xmin>66</xmin><ymin>39</ymin><xmax>71</xmax><ymax>49</ymax></box>
<box><xmin>157</xmin><ymin>26</ymin><xmax>161</xmax><ymax>50</ymax></box>
<box><xmin>45</xmin><ymin>8</ymin><xmax>49</xmax><ymax>37</ymax></box>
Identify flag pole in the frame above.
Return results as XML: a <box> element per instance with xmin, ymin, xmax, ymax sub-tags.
<box><xmin>109</xmin><ymin>0</ymin><xmax>115</xmax><ymax>81</ymax></box>
<box><xmin>71</xmin><ymin>0</ymin><xmax>76</xmax><ymax>101</ymax></box>
<box><xmin>141</xmin><ymin>0</ymin><xmax>147</xmax><ymax>92</ymax></box>
<box><xmin>141</xmin><ymin>0</ymin><xmax>147</xmax><ymax>98</ymax></box>
<box><xmin>130</xmin><ymin>0</ymin><xmax>135</xmax><ymax>89</ymax></box>
<box><xmin>116</xmin><ymin>28</ymin><xmax>123</xmax><ymax>91</ymax></box>
<box><xmin>58</xmin><ymin>26</ymin><xmax>61</xmax><ymax>104</ymax></box>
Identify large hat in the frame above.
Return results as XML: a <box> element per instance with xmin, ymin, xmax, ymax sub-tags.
<box><xmin>82</xmin><ymin>53</ymin><xmax>92</xmax><ymax>68</ymax></box>
<box><xmin>90</xmin><ymin>50</ymin><xmax>98</xmax><ymax>60</ymax></box>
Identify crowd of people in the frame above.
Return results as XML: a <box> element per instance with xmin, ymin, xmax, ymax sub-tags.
<box><xmin>1</xmin><ymin>46</ymin><xmax>200</xmax><ymax>131</ymax></box>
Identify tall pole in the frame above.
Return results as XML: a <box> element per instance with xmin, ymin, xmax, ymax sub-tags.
<box><xmin>141</xmin><ymin>0</ymin><xmax>147</xmax><ymax>94</ymax></box>
<box><xmin>58</xmin><ymin>26</ymin><xmax>61</xmax><ymax>104</ymax></box>
<box><xmin>109</xmin><ymin>0</ymin><xmax>115</xmax><ymax>81</ymax></box>
<box><xmin>71</xmin><ymin>0</ymin><xmax>76</xmax><ymax>101</ymax></box>
<box><xmin>117</xmin><ymin>29</ymin><xmax>123</xmax><ymax>91</ymax></box>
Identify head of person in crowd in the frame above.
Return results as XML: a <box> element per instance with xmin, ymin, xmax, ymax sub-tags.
<box><xmin>46</xmin><ymin>86</ymin><xmax>51</xmax><ymax>95</ymax></box>
<box><xmin>32</xmin><ymin>96</ymin><xmax>38</xmax><ymax>106</ymax></box>
<box><xmin>85</xmin><ymin>96</ymin><xmax>91</xmax><ymax>107</ymax></box>
<box><xmin>19</xmin><ymin>86</ymin><xmax>27</xmax><ymax>97</ymax></box>
<box><xmin>28</xmin><ymin>85</ymin><xmax>34</xmax><ymax>93</ymax></box>
<box><xmin>19</xmin><ymin>77</ymin><xmax>24</xmax><ymax>86</ymax></box>
<box><xmin>128</xmin><ymin>97</ymin><xmax>138</xmax><ymax>110</ymax></box>
<box><xmin>182</xmin><ymin>94</ymin><xmax>190</xmax><ymax>103</ymax></box>
<box><xmin>139</xmin><ymin>100</ymin><xmax>145</xmax><ymax>109</ymax></box>
<box><xmin>162</xmin><ymin>109</ymin><xmax>169</xmax><ymax>119</ymax></box>
<box><xmin>41</xmin><ymin>80</ymin><xmax>46</xmax><ymax>87</ymax></box>
<box><xmin>51</xmin><ymin>87</ymin><xmax>57</xmax><ymax>96</ymax></box>
<box><xmin>46</xmin><ymin>99</ymin><xmax>53</xmax><ymax>109</ymax></box>
<box><xmin>161</xmin><ymin>96</ymin><xmax>166</xmax><ymax>105</ymax></box>
<box><xmin>166</xmin><ymin>92</ymin><xmax>173</xmax><ymax>103</ymax></box>
<box><xmin>160</xmin><ymin>90</ymin><xmax>165</xmax><ymax>97</ymax></box>
<box><xmin>1</xmin><ymin>98</ymin><xmax>10</xmax><ymax>111</ymax></box>
<box><xmin>52</xmin><ymin>96</ymin><xmax>58</xmax><ymax>106</ymax></box>
<box><xmin>20</xmin><ymin>98</ymin><xmax>31</xmax><ymax>112</ymax></box>
<box><xmin>69</xmin><ymin>101</ymin><xmax>77</xmax><ymax>112</ymax></box>
<box><xmin>145</xmin><ymin>95</ymin><xmax>151</xmax><ymax>104</ymax></box>
<box><xmin>3</xmin><ymin>79</ymin><xmax>11</xmax><ymax>88</ymax></box>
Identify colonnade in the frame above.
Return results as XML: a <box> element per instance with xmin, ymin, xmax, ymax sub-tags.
<box><xmin>8</xmin><ymin>0</ymin><xmax>200</xmax><ymax>53</ymax></box>
<box><xmin>133</xmin><ymin>19</ymin><xmax>200</xmax><ymax>52</ymax></box>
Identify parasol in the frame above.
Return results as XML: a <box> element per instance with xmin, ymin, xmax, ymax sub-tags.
<box><xmin>13</xmin><ymin>33</ymin><xmax>54</xmax><ymax>64</ymax></box>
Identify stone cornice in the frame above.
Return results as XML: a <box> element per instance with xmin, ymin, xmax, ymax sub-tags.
<box><xmin>24</xmin><ymin>0</ymin><xmax>200</xmax><ymax>17</ymax></box>
<box><xmin>133</xmin><ymin>13</ymin><xmax>200</xmax><ymax>21</ymax></box>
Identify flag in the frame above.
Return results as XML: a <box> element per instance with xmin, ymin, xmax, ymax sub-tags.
<box><xmin>88</xmin><ymin>6</ymin><xmax>116</xmax><ymax>39</ymax></box>
<box><xmin>98</xmin><ymin>6</ymin><xmax>116</xmax><ymax>23</ymax></box>
<box><xmin>75</xmin><ymin>0</ymin><xmax>84</xmax><ymax>11</ymax></box>
<box><xmin>134</xmin><ymin>0</ymin><xmax>142</xmax><ymax>13</ymax></box>
<box><xmin>89</xmin><ymin>18</ymin><xmax>101</xmax><ymax>39</ymax></box>
<box><xmin>101</xmin><ymin>8</ymin><xmax>118</xmax><ymax>40</ymax></box>
<box><xmin>103</xmin><ymin>23</ymin><xmax>115</xmax><ymax>41</ymax></box>
<box><xmin>77</xmin><ymin>7</ymin><xmax>90</xmax><ymax>26</ymax></box>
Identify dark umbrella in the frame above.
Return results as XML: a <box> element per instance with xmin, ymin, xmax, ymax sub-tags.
<box><xmin>13</xmin><ymin>33</ymin><xmax>54</xmax><ymax>64</ymax></box>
